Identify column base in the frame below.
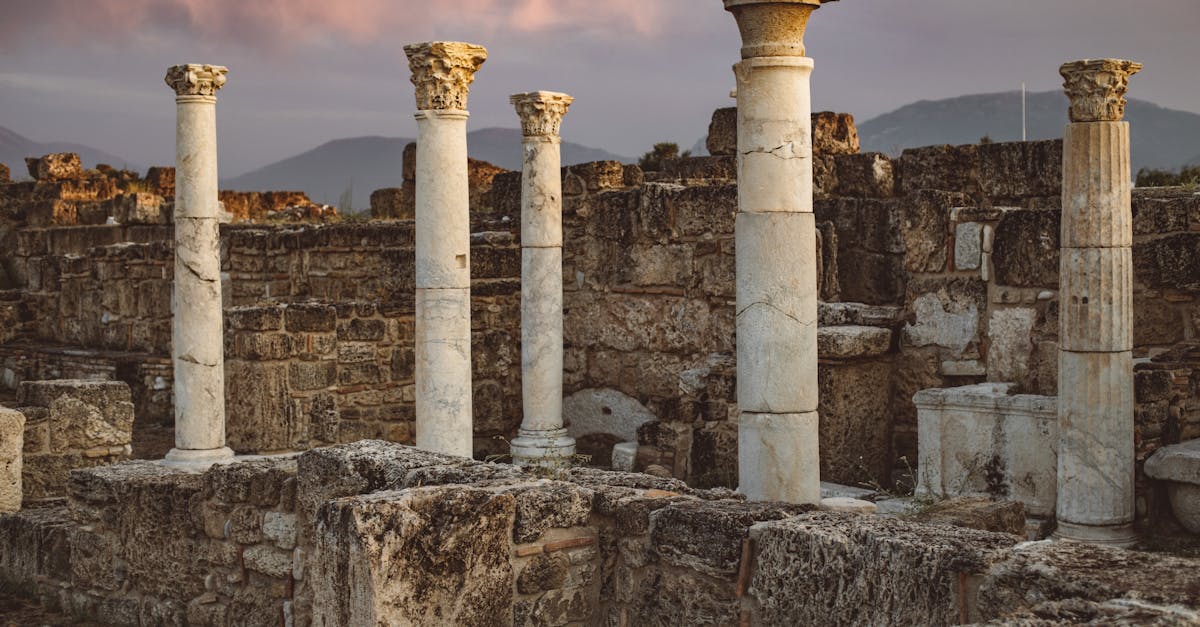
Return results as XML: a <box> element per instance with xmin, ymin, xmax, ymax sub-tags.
<box><xmin>162</xmin><ymin>446</ymin><xmax>236</xmax><ymax>470</ymax></box>
<box><xmin>1052</xmin><ymin>520</ymin><xmax>1138</xmax><ymax>548</ymax></box>
<box><xmin>510</xmin><ymin>429</ymin><xmax>576</xmax><ymax>468</ymax></box>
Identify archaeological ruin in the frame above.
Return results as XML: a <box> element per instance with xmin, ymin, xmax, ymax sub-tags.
<box><xmin>1</xmin><ymin>0</ymin><xmax>1199</xmax><ymax>625</ymax></box>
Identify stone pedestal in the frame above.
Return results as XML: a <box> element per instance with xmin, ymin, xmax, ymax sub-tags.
<box><xmin>163</xmin><ymin>64</ymin><xmax>234</xmax><ymax>466</ymax></box>
<box><xmin>724</xmin><ymin>0</ymin><xmax>827</xmax><ymax>504</ymax></box>
<box><xmin>509</xmin><ymin>91</ymin><xmax>576</xmax><ymax>467</ymax></box>
<box><xmin>405</xmin><ymin>42</ymin><xmax>487</xmax><ymax>458</ymax></box>
<box><xmin>1055</xmin><ymin>58</ymin><xmax>1142</xmax><ymax>547</ymax></box>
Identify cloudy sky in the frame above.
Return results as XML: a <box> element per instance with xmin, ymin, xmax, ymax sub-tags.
<box><xmin>1</xmin><ymin>0</ymin><xmax>1197</xmax><ymax>175</ymax></box>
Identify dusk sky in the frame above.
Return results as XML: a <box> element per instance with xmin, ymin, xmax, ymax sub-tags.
<box><xmin>1</xmin><ymin>0</ymin><xmax>1198</xmax><ymax>175</ymax></box>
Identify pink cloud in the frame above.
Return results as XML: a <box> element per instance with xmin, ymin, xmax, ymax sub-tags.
<box><xmin>0</xmin><ymin>0</ymin><xmax>668</xmax><ymax>52</ymax></box>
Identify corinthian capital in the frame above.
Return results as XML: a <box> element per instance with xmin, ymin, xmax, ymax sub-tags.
<box><xmin>510</xmin><ymin>92</ymin><xmax>574</xmax><ymax>137</ymax></box>
<box><xmin>165</xmin><ymin>64</ymin><xmax>228</xmax><ymax>98</ymax></box>
<box><xmin>1060</xmin><ymin>59</ymin><xmax>1143</xmax><ymax>123</ymax></box>
<box><xmin>404</xmin><ymin>41</ymin><xmax>488</xmax><ymax>111</ymax></box>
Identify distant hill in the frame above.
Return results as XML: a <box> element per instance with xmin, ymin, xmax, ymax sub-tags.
<box><xmin>0</xmin><ymin>126</ymin><xmax>139</xmax><ymax>177</ymax></box>
<box><xmin>222</xmin><ymin>128</ymin><xmax>632</xmax><ymax>209</ymax></box>
<box><xmin>857</xmin><ymin>91</ymin><xmax>1200</xmax><ymax>173</ymax></box>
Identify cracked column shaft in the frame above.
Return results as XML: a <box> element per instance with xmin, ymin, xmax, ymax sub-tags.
<box><xmin>509</xmin><ymin>92</ymin><xmax>576</xmax><ymax>467</ymax></box>
<box><xmin>724</xmin><ymin>0</ymin><xmax>825</xmax><ymax>503</ymax></box>
<box><xmin>1055</xmin><ymin>58</ymin><xmax>1142</xmax><ymax>547</ymax></box>
<box><xmin>405</xmin><ymin>42</ymin><xmax>487</xmax><ymax>457</ymax></box>
<box><xmin>164</xmin><ymin>64</ymin><xmax>234</xmax><ymax>465</ymax></box>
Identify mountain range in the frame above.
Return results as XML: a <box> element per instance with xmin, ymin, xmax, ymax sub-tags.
<box><xmin>856</xmin><ymin>91</ymin><xmax>1200</xmax><ymax>173</ymax></box>
<box><xmin>5</xmin><ymin>91</ymin><xmax>1199</xmax><ymax>207</ymax></box>
<box><xmin>0</xmin><ymin>126</ymin><xmax>140</xmax><ymax>175</ymax></box>
<box><xmin>221</xmin><ymin>128</ymin><xmax>631</xmax><ymax>207</ymax></box>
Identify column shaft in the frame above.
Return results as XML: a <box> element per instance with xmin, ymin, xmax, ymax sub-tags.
<box><xmin>1055</xmin><ymin>58</ymin><xmax>1141</xmax><ymax>546</ymax></box>
<box><xmin>732</xmin><ymin>43</ymin><xmax>819</xmax><ymax>504</ymax></box>
<box><xmin>164</xmin><ymin>63</ymin><xmax>232</xmax><ymax>465</ymax></box>
<box><xmin>413</xmin><ymin>111</ymin><xmax>473</xmax><ymax>458</ymax></box>
<box><xmin>510</xmin><ymin>92</ymin><xmax>574</xmax><ymax>466</ymax></box>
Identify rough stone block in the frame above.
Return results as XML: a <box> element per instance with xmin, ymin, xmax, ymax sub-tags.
<box><xmin>817</xmin><ymin>360</ymin><xmax>896</xmax><ymax>485</ymax></box>
<box><xmin>896</xmin><ymin>144</ymin><xmax>980</xmax><ymax>197</ymax></box>
<box><xmin>706</xmin><ymin>107</ymin><xmax>737</xmax><ymax>157</ymax></box>
<box><xmin>977</xmin><ymin>140</ymin><xmax>1062</xmax><ymax>202</ymax></box>
<box><xmin>0</xmin><ymin>408</ymin><xmax>24</xmax><ymax>512</ymax></box>
<box><xmin>651</xmin><ymin>499</ymin><xmax>810</xmax><ymax>578</ymax></box>
<box><xmin>955</xmin><ymin>221</ymin><xmax>983</xmax><ymax>270</ymax></box>
<box><xmin>25</xmin><ymin>153</ymin><xmax>82</xmax><ymax>181</ymax></box>
<box><xmin>112</xmin><ymin>192</ymin><xmax>167</xmax><ymax>225</ymax></box>
<box><xmin>283</xmin><ymin>303</ymin><xmax>337</xmax><ymax>332</ymax></box>
<box><xmin>0</xmin><ymin>162</ymin><xmax>9</xmax><ymax>183</ymax></box>
<box><xmin>312</xmin><ymin>486</ymin><xmax>516</xmax><ymax>626</ymax></box>
<box><xmin>900</xmin><ymin>190</ymin><xmax>966</xmax><ymax>274</ymax></box>
<box><xmin>750</xmin><ymin>512</ymin><xmax>1018</xmax><ymax>626</ymax></box>
<box><xmin>812</xmin><ymin>112</ymin><xmax>860</xmax><ymax>156</ymax></box>
<box><xmin>903</xmin><ymin>496</ymin><xmax>1026</xmax><ymax>536</ymax></box>
<box><xmin>1134</xmin><ymin>233</ymin><xmax>1200</xmax><ymax>291</ymax></box>
<box><xmin>369</xmin><ymin>187</ymin><xmax>407</xmax><ymax>219</ymax></box>
<box><xmin>991</xmin><ymin>209</ymin><xmax>1061</xmax><ymax>288</ymax></box>
<box><xmin>834</xmin><ymin>153</ymin><xmax>894</xmax><ymax>198</ymax></box>
<box><xmin>986</xmin><ymin>307</ymin><xmax>1038</xmax><ymax>384</ymax></box>
<box><xmin>817</xmin><ymin>325</ymin><xmax>892</xmax><ymax>359</ymax></box>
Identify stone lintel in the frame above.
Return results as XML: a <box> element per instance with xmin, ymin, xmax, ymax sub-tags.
<box><xmin>165</xmin><ymin>64</ymin><xmax>228</xmax><ymax>99</ymax></box>
<box><xmin>510</xmin><ymin>91</ymin><xmax>573</xmax><ymax>138</ymax></box>
<box><xmin>404</xmin><ymin>41</ymin><xmax>488</xmax><ymax>111</ymax></box>
<box><xmin>1060</xmin><ymin>58</ymin><xmax>1142</xmax><ymax>123</ymax></box>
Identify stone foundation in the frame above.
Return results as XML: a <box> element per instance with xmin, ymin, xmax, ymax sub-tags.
<box><xmin>0</xmin><ymin>441</ymin><xmax>1196</xmax><ymax>625</ymax></box>
<box><xmin>13</xmin><ymin>380</ymin><xmax>133</xmax><ymax>500</ymax></box>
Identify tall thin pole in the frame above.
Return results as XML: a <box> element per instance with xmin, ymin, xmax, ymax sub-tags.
<box><xmin>1022</xmin><ymin>82</ymin><xmax>1027</xmax><ymax>141</ymax></box>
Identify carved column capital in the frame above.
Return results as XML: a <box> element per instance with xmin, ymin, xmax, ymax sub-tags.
<box><xmin>165</xmin><ymin>64</ymin><xmax>228</xmax><ymax>99</ymax></box>
<box><xmin>510</xmin><ymin>92</ymin><xmax>573</xmax><ymax>138</ymax></box>
<box><xmin>1060</xmin><ymin>59</ymin><xmax>1142</xmax><ymax>123</ymax></box>
<box><xmin>723</xmin><ymin>0</ymin><xmax>834</xmax><ymax>58</ymax></box>
<box><xmin>404</xmin><ymin>41</ymin><xmax>488</xmax><ymax>111</ymax></box>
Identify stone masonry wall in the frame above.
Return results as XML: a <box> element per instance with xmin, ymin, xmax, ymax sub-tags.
<box><xmin>0</xmin><ymin>441</ymin><xmax>1196</xmax><ymax>626</ymax></box>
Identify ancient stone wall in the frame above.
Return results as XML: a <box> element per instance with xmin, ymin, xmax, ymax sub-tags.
<box><xmin>1</xmin><ymin>441</ymin><xmax>1196</xmax><ymax>626</ymax></box>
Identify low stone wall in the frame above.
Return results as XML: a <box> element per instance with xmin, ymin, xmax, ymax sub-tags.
<box><xmin>12</xmin><ymin>380</ymin><xmax>133</xmax><ymax>500</ymax></box>
<box><xmin>0</xmin><ymin>441</ymin><xmax>1196</xmax><ymax>626</ymax></box>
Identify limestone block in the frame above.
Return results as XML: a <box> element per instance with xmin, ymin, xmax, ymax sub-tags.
<box><xmin>1133</xmin><ymin>233</ymin><xmax>1200</xmax><ymax>291</ymax></box>
<box><xmin>903</xmin><ymin>496</ymin><xmax>1026</xmax><ymax>536</ymax></box>
<box><xmin>650</xmin><ymin>499</ymin><xmax>811</xmax><ymax>578</ymax></box>
<box><xmin>24</xmin><ymin>153</ymin><xmax>82</xmax><ymax>181</ymax></box>
<box><xmin>955</xmin><ymin>222</ymin><xmax>983</xmax><ymax>270</ymax></box>
<box><xmin>112</xmin><ymin>192</ymin><xmax>167</xmax><ymax>225</ymax></box>
<box><xmin>991</xmin><ymin>209</ymin><xmax>1061</xmax><ymax>287</ymax></box>
<box><xmin>811</xmin><ymin>111</ymin><xmax>860</xmax><ymax>156</ymax></box>
<box><xmin>1059</xmin><ymin>247</ymin><xmax>1133</xmax><ymax>352</ymax></box>
<box><xmin>1144</xmin><ymin>437</ymin><xmax>1200</xmax><ymax>485</ymax></box>
<box><xmin>311</xmin><ymin>485</ymin><xmax>516</xmax><ymax>626</ymax></box>
<box><xmin>902</xmin><ymin>277</ymin><xmax>985</xmax><ymax>356</ymax></box>
<box><xmin>563</xmin><ymin>388</ymin><xmax>656</xmax><ymax>444</ymax></box>
<box><xmin>986</xmin><ymin>307</ymin><xmax>1037</xmax><ymax>384</ymax></box>
<box><xmin>369</xmin><ymin>187</ymin><xmax>406</xmax><ymax>219</ymax></box>
<box><xmin>0</xmin><ymin>407</ymin><xmax>24</xmax><ymax>512</ymax></box>
<box><xmin>974</xmin><ymin>540</ymin><xmax>1200</xmax><ymax>620</ymax></box>
<box><xmin>816</xmin><ymin>325</ymin><xmax>891</xmax><ymax>359</ymax></box>
<box><xmin>833</xmin><ymin>153</ymin><xmax>894</xmax><ymax>198</ymax></box>
<box><xmin>899</xmin><ymin>190</ymin><xmax>965</xmax><ymax>274</ymax></box>
<box><xmin>611</xmin><ymin>441</ymin><xmax>637</xmax><ymax>472</ymax></box>
<box><xmin>0</xmin><ymin>162</ymin><xmax>9</xmax><ymax>183</ymax></box>
<box><xmin>817</xmin><ymin>360</ymin><xmax>895</xmax><ymax>486</ymax></box>
<box><xmin>738</xmin><ymin>411</ymin><xmax>819</xmax><ymax>504</ymax></box>
<box><xmin>896</xmin><ymin>143</ymin><xmax>979</xmax><ymax>197</ymax></box>
<box><xmin>414</xmin><ymin>287</ymin><xmax>472</xmax><ymax>457</ymax></box>
<box><xmin>750</xmin><ymin>512</ymin><xmax>1017</xmax><ymax>626</ymax></box>
<box><xmin>977</xmin><ymin>139</ymin><xmax>1062</xmax><ymax>202</ymax></box>
<box><xmin>706</xmin><ymin>107</ymin><xmax>737</xmax><ymax>156</ymax></box>
<box><xmin>819</xmin><ymin>497</ymin><xmax>876</xmax><ymax>514</ymax></box>
<box><xmin>735</xmin><ymin>212</ymin><xmax>818</xmax><ymax>413</ymax></box>
<box><xmin>914</xmin><ymin>383</ymin><xmax>1057</xmax><ymax>517</ymax></box>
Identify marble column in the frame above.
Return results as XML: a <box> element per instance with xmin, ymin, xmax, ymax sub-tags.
<box><xmin>723</xmin><ymin>0</ymin><xmax>828</xmax><ymax>504</ymax></box>
<box><xmin>1055</xmin><ymin>58</ymin><xmax>1142</xmax><ymax>547</ymax></box>
<box><xmin>508</xmin><ymin>91</ymin><xmax>576</xmax><ymax>467</ymax></box>
<box><xmin>163</xmin><ymin>64</ymin><xmax>234</xmax><ymax>465</ymax></box>
<box><xmin>404</xmin><ymin>42</ymin><xmax>487</xmax><ymax>458</ymax></box>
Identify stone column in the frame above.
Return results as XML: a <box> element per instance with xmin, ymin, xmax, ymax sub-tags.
<box><xmin>164</xmin><ymin>64</ymin><xmax>234</xmax><ymax>465</ymax></box>
<box><xmin>723</xmin><ymin>0</ymin><xmax>827</xmax><ymax>504</ymax></box>
<box><xmin>508</xmin><ymin>91</ymin><xmax>576</xmax><ymax>467</ymax></box>
<box><xmin>405</xmin><ymin>42</ymin><xmax>487</xmax><ymax>458</ymax></box>
<box><xmin>1055</xmin><ymin>58</ymin><xmax>1142</xmax><ymax>547</ymax></box>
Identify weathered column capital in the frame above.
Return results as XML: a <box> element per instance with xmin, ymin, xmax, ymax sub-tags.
<box><xmin>723</xmin><ymin>0</ymin><xmax>835</xmax><ymax>58</ymax></box>
<box><xmin>510</xmin><ymin>91</ymin><xmax>573</xmax><ymax>138</ymax></box>
<box><xmin>404</xmin><ymin>41</ymin><xmax>488</xmax><ymax>111</ymax></box>
<box><xmin>165</xmin><ymin>64</ymin><xmax>228</xmax><ymax>100</ymax></box>
<box><xmin>1060</xmin><ymin>59</ymin><xmax>1143</xmax><ymax>123</ymax></box>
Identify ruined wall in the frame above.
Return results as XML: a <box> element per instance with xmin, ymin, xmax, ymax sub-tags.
<box><xmin>1</xmin><ymin>441</ymin><xmax>1196</xmax><ymax>626</ymax></box>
